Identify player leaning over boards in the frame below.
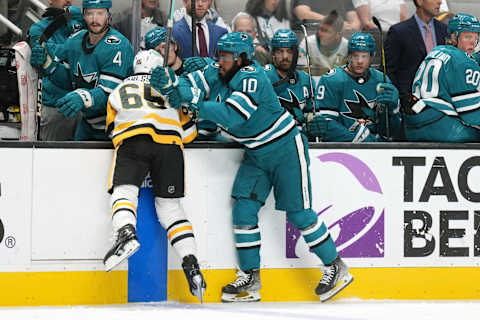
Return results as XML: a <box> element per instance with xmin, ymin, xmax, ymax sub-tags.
<box><xmin>264</xmin><ymin>29</ymin><xmax>315</xmax><ymax>129</ymax></box>
<box><xmin>150</xmin><ymin>32</ymin><xmax>353</xmax><ymax>303</ymax></box>
<box><xmin>403</xmin><ymin>13</ymin><xmax>480</xmax><ymax>142</ymax></box>
<box><xmin>30</xmin><ymin>0</ymin><xmax>134</xmax><ymax>141</ymax></box>
<box><xmin>103</xmin><ymin>49</ymin><xmax>206</xmax><ymax>302</ymax></box>
<box><xmin>306</xmin><ymin>33</ymin><xmax>402</xmax><ymax>142</ymax></box>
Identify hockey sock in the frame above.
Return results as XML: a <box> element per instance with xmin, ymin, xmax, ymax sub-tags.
<box><xmin>155</xmin><ymin>197</ymin><xmax>196</xmax><ymax>258</ymax></box>
<box><xmin>301</xmin><ymin>219</ymin><xmax>337</xmax><ymax>265</ymax></box>
<box><xmin>111</xmin><ymin>184</ymin><xmax>138</xmax><ymax>232</ymax></box>
<box><xmin>234</xmin><ymin>225</ymin><xmax>261</xmax><ymax>271</ymax></box>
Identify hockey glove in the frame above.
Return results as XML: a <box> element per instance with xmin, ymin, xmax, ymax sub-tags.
<box><xmin>42</xmin><ymin>7</ymin><xmax>68</xmax><ymax>19</ymax></box>
<box><xmin>376</xmin><ymin>83</ymin><xmax>399</xmax><ymax>111</ymax></box>
<box><xmin>166</xmin><ymin>87</ymin><xmax>182</xmax><ymax>110</ymax></box>
<box><xmin>150</xmin><ymin>66</ymin><xmax>179</xmax><ymax>96</ymax></box>
<box><xmin>183</xmin><ymin>57</ymin><xmax>209</xmax><ymax>74</ymax></box>
<box><xmin>56</xmin><ymin>89</ymin><xmax>93</xmax><ymax>118</ymax></box>
<box><xmin>30</xmin><ymin>43</ymin><xmax>47</xmax><ymax>68</ymax></box>
<box><xmin>305</xmin><ymin>114</ymin><xmax>331</xmax><ymax>140</ymax></box>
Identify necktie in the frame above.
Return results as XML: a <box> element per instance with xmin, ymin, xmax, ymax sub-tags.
<box><xmin>197</xmin><ymin>23</ymin><xmax>208</xmax><ymax>57</ymax></box>
<box><xmin>425</xmin><ymin>24</ymin><xmax>434</xmax><ymax>53</ymax></box>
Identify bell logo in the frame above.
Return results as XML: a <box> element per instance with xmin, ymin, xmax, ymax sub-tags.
<box><xmin>286</xmin><ymin>152</ymin><xmax>385</xmax><ymax>259</ymax></box>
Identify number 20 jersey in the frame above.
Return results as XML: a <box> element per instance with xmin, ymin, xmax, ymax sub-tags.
<box><xmin>412</xmin><ymin>45</ymin><xmax>480</xmax><ymax>126</ymax></box>
<box><xmin>106</xmin><ymin>75</ymin><xmax>197</xmax><ymax>148</ymax></box>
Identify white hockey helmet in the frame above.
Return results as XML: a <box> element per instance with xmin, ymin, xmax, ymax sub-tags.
<box><xmin>133</xmin><ymin>49</ymin><xmax>164</xmax><ymax>75</ymax></box>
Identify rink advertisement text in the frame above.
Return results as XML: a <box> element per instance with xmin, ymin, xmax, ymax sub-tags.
<box><xmin>393</xmin><ymin>156</ymin><xmax>480</xmax><ymax>258</ymax></box>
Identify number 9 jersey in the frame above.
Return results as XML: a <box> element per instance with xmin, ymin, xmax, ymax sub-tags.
<box><xmin>106</xmin><ymin>74</ymin><xmax>197</xmax><ymax>148</ymax></box>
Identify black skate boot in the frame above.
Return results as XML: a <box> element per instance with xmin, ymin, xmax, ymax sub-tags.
<box><xmin>221</xmin><ymin>269</ymin><xmax>261</xmax><ymax>302</ymax></box>
<box><xmin>182</xmin><ymin>254</ymin><xmax>206</xmax><ymax>303</ymax></box>
<box><xmin>103</xmin><ymin>224</ymin><xmax>140</xmax><ymax>272</ymax></box>
<box><xmin>315</xmin><ymin>256</ymin><xmax>353</xmax><ymax>302</ymax></box>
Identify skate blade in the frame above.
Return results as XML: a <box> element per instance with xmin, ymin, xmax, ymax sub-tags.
<box><xmin>191</xmin><ymin>275</ymin><xmax>206</xmax><ymax>303</ymax></box>
<box><xmin>104</xmin><ymin>240</ymin><xmax>140</xmax><ymax>272</ymax></box>
<box><xmin>221</xmin><ymin>290</ymin><xmax>261</xmax><ymax>303</ymax></box>
<box><xmin>319</xmin><ymin>273</ymin><xmax>354</xmax><ymax>302</ymax></box>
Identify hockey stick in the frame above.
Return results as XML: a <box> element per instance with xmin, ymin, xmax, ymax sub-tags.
<box><xmin>300</xmin><ymin>23</ymin><xmax>317</xmax><ymax>116</ymax></box>
<box><xmin>372</xmin><ymin>16</ymin><xmax>391</xmax><ymax>141</ymax></box>
<box><xmin>191</xmin><ymin>0</ymin><xmax>197</xmax><ymax>56</ymax></box>
<box><xmin>163</xmin><ymin>0</ymin><xmax>176</xmax><ymax>67</ymax></box>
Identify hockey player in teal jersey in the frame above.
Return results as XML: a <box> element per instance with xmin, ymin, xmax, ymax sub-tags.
<box><xmin>404</xmin><ymin>13</ymin><xmax>480</xmax><ymax>142</ymax></box>
<box><xmin>31</xmin><ymin>0</ymin><xmax>134</xmax><ymax>141</ymax></box>
<box><xmin>150</xmin><ymin>32</ymin><xmax>353</xmax><ymax>303</ymax></box>
<box><xmin>264</xmin><ymin>29</ymin><xmax>315</xmax><ymax>127</ymax></box>
<box><xmin>306</xmin><ymin>32</ymin><xmax>402</xmax><ymax>142</ymax></box>
<box><xmin>29</xmin><ymin>1</ymin><xmax>85</xmax><ymax>141</ymax></box>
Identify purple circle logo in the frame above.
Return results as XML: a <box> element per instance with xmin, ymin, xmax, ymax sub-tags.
<box><xmin>286</xmin><ymin>152</ymin><xmax>385</xmax><ymax>258</ymax></box>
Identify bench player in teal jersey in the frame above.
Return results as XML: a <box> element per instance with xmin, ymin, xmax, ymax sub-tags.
<box><xmin>29</xmin><ymin>1</ymin><xmax>85</xmax><ymax>141</ymax></box>
<box><xmin>307</xmin><ymin>32</ymin><xmax>402</xmax><ymax>142</ymax></box>
<box><xmin>31</xmin><ymin>0</ymin><xmax>134</xmax><ymax>141</ymax></box>
<box><xmin>404</xmin><ymin>13</ymin><xmax>480</xmax><ymax>142</ymax></box>
<box><xmin>150</xmin><ymin>32</ymin><xmax>353</xmax><ymax>303</ymax></box>
<box><xmin>264</xmin><ymin>29</ymin><xmax>315</xmax><ymax>128</ymax></box>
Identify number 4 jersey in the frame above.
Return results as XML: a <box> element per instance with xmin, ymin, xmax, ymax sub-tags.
<box><xmin>412</xmin><ymin>45</ymin><xmax>480</xmax><ymax>127</ymax></box>
<box><xmin>106</xmin><ymin>74</ymin><xmax>197</xmax><ymax>148</ymax></box>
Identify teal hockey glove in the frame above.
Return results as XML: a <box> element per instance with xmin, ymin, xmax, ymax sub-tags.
<box><xmin>183</xmin><ymin>57</ymin><xmax>209</xmax><ymax>74</ymax></box>
<box><xmin>166</xmin><ymin>87</ymin><xmax>182</xmax><ymax>110</ymax></box>
<box><xmin>30</xmin><ymin>43</ymin><xmax>47</xmax><ymax>68</ymax></box>
<box><xmin>376</xmin><ymin>83</ymin><xmax>399</xmax><ymax>110</ymax></box>
<box><xmin>150</xmin><ymin>66</ymin><xmax>179</xmax><ymax>96</ymax></box>
<box><xmin>56</xmin><ymin>89</ymin><xmax>92</xmax><ymax>118</ymax></box>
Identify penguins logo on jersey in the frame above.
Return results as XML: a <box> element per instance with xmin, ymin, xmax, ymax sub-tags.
<box><xmin>74</xmin><ymin>63</ymin><xmax>99</xmax><ymax>89</ymax></box>
<box><xmin>105</xmin><ymin>36</ymin><xmax>121</xmax><ymax>45</ymax></box>
<box><xmin>343</xmin><ymin>90</ymin><xmax>376</xmax><ymax>130</ymax></box>
<box><xmin>278</xmin><ymin>88</ymin><xmax>305</xmax><ymax>112</ymax></box>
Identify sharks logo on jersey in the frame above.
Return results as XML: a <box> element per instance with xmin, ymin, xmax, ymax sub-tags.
<box><xmin>74</xmin><ymin>62</ymin><xmax>99</xmax><ymax>89</ymax></box>
<box><xmin>343</xmin><ymin>90</ymin><xmax>376</xmax><ymax>131</ymax></box>
<box><xmin>278</xmin><ymin>88</ymin><xmax>306</xmax><ymax>112</ymax></box>
<box><xmin>105</xmin><ymin>35</ymin><xmax>121</xmax><ymax>45</ymax></box>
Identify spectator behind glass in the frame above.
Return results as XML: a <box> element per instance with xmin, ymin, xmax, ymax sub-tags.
<box><xmin>112</xmin><ymin>0</ymin><xmax>166</xmax><ymax>49</ymax></box>
<box><xmin>384</xmin><ymin>0</ymin><xmax>448</xmax><ymax>106</ymax></box>
<box><xmin>172</xmin><ymin>0</ymin><xmax>228</xmax><ymax>60</ymax></box>
<box><xmin>231</xmin><ymin>12</ymin><xmax>273</xmax><ymax>66</ymax></box>
<box><xmin>352</xmin><ymin>0</ymin><xmax>408</xmax><ymax>31</ymax></box>
<box><xmin>298</xmin><ymin>10</ymin><xmax>348</xmax><ymax>75</ymax></box>
<box><xmin>292</xmin><ymin>0</ymin><xmax>360</xmax><ymax>31</ymax></box>
<box><xmin>174</xmin><ymin>1</ymin><xmax>231</xmax><ymax>31</ymax></box>
<box><xmin>245</xmin><ymin>0</ymin><xmax>290</xmax><ymax>50</ymax></box>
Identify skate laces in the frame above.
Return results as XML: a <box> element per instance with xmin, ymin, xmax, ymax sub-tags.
<box><xmin>231</xmin><ymin>270</ymin><xmax>252</xmax><ymax>287</ymax></box>
<box><xmin>319</xmin><ymin>265</ymin><xmax>337</xmax><ymax>285</ymax></box>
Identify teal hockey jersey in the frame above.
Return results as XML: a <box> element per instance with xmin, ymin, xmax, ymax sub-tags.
<box><xmin>315</xmin><ymin>66</ymin><xmax>402</xmax><ymax>142</ymax></box>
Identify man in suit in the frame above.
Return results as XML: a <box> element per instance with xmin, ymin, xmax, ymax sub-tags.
<box><xmin>385</xmin><ymin>0</ymin><xmax>448</xmax><ymax>106</ymax></box>
<box><xmin>173</xmin><ymin>0</ymin><xmax>228</xmax><ymax>60</ymax></box>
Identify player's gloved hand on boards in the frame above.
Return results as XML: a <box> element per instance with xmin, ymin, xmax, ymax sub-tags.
<box><xmin>30</xmin><ymin>42</ymin><xmax>47</xmax><ymax>68</ymax></box>
<box><xmin>183</xmin><ymin>57</ymin><xmax>208</xmax><ymax>74</ymax></box>
<box><xmin>376</xmin><ymin>83</ymin><xmax>399</xmax><ymax>111</ymax></box>
<box><xmin>305</xmin><ymin>113</ymin><xmax>331</xmax><ymax>140</ymax></box>
<box><xmin>150</xmin><ymin>66</ymin><xmax>178</xmax><ymax>96</ymax></box>
<box><xmin>56</xmin><ymin>89</ymin><xmax>91</xmax><ymax>118</ymax></box>
<box><xmin>186</xmin><ymin>101</ymin><xmax>202</xmax><ymax>118</ymax></box>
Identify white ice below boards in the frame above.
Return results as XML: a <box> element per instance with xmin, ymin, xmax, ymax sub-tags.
<box><xmin>1</xmin><ymin>300</ymin><xmax>480</xmax><ymax>320</ymax></box>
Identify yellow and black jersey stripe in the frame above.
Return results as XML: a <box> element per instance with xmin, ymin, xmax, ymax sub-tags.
<box><xmin>106</xmin><ymin>77</ymin><xmax>197</xmax><ymax>148</ymax></box>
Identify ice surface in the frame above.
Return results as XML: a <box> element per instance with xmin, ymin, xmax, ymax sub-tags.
<box><xmin>1</xmin><ymin>300</ymin><xmax>479</xmax><ymax>320</ymax></box>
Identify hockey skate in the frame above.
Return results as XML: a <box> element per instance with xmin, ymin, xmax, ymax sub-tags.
<box><xmin>103</xmin><ymin>224</ymin><xmax>140</xmax><ymax>272</ymax></box>
<box><xmin>182</xmin><ymin>255</ymin><xmax>206</xmax><ymax>303</ymax></box>
<box><xmin>315</xmin><ymin>256</ymin><xmax>353</xmax><ymax>302</ymax></box>
<box><xmin>221</xmin><ymin>269</ymin><xmax>261</xmax><ymax>302</ymax></box>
